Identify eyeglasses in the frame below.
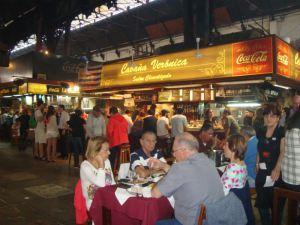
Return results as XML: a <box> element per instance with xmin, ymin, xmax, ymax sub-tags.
<box><xmin>172</xmin><ymin>147</ymin><xmax>185</xmax><ymax>154</ymax></box>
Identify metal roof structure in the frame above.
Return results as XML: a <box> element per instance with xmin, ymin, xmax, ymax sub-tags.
<box><xmin>1</xmin><ymin>0</ymin><xmax>300</xmax><ymax>58</ymax></box>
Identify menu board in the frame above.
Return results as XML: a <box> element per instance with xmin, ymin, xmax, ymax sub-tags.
<box><xmin>171</xmin><ymin>90</ymin><xmax>180</xmax><ymax>101</ymax></box>
<box><xmin>182</xmin><ymin>90</ymin><xmax>190</xmax><ymax>101</ymax></box>
<box><xmin>158</xmin><ymin>91</ymin><xmax>172</xmax><ymax>102</ymax></box>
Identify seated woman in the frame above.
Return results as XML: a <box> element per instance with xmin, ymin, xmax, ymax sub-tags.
<box><xmin>80</xmin><ymin>137</ymin><xmax>115</xmax><ymax>211</ymax></box>
<box><xmin>130</xmin><ymin>131</ymin><xmax>166</xmax><ymax>178</ymax></box>
<box><xmin>221</xmin><ymin>134</ymin><xmax>248</xmax><ymax>195</ymax></box>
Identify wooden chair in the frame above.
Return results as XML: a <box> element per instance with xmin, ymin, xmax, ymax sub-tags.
<box><xmin>114</xmin><ymin>144</ymin><xmax>131</xmax><ymax>175</ymax></box>
<box><xmin>273</xmin><ymin>187</ymin><xmax>300</xmax><ymax>225</ymax></box>
<box><xmin>198</xmin><ymin>204</ymin><xmax>206</xmax><ymax>225</ymax></box>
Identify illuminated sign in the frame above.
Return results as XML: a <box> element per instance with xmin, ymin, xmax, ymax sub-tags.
<box><xmin>28</xmin><ymin>83</ymin><xmax>47</xmax><ymax>94</ymax></box>
<box><xmin>0</xmin><ymin>86</ymin><xmax>18</xmax><ymax>96</ymax></box>
<box><xmin>101</xmin><ymin>37</ymin><xmax>273</xmax><ymax>88</ymax></box>
<box><xmin>276</xmin><ymin>38</ymin><xmax>292</xmax><ymax>77</ymax></box>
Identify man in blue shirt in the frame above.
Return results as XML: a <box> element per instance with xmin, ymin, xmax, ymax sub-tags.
<box><xmin>241</xmin><ymin>126</ymin><xmax>258</xmax><ymax>188</ymax></box>
<box><xmin>130</xmin><ymin>131</ymin><xmax>166</xmax><ymax>178</ymax></box>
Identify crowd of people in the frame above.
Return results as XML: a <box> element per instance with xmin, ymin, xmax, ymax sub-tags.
<box><xmin>1</xmin><ymin>90</ymin><xmax>299</xmax><ymax>225</ymax></box>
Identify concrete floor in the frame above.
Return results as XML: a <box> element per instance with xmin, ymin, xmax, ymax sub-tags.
<box><xmin>0</xmin><ymin>142</ymin><xmax>79</xmax><ymax>225</ymax></box>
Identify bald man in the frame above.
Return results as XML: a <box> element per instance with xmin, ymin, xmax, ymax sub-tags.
<box><xmin>150</xmin><ymin>132</ymin><xmax>224</xmax><ymax>225</ymax></box>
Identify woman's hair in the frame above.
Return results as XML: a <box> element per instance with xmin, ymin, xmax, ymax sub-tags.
<box><xmin>46</xmin><ymin>105</ymin><xmax>55</xmax><ymax>119</ymax></box>
<box><xmin>85</xmin><ymin>136</ymin><xmax>108</xmax><ymax>160</ymax></box>
<box><xmin>227</xmin><ymin>134</ymin><xmax>247</xmax><ymax>160</ymax></box>
<box><xmin>263</xmin><ymin>103</ymin><xmax>281</xmax><ymax>117</ymax></box>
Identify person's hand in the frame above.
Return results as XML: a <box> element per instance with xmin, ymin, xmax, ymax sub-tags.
<box><xmin>95</xmin><ymin>154</ymin><xmax>105</xmax><ymax>169</ymax></box>
<box><xmin>148</xmin><ymin>158</ymin><xmax>163</xmax><ymax>170</ymax></box>
<box><xmin>271</xmin><ymin>167</ymin><xmax>280</xmax><ymax>181</ymax></box>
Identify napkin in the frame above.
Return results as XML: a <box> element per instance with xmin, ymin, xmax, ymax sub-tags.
<box><xmin>264</xmin><ymin>176</ymin><xmax>275</xmax><ymax>187</ymax></box>
<box><xmin>167</xmin><ymin>196</ymin><xmax>175</xmax><ymax>208</ymax></box>
<box><xmin>115</xmin><ymin>187</ymin><xmax>135</xmax><ymax>205</ymax></box>
<box><xmin>118</xmin><ymin>163</ymin><xmax>130</xmax><ymax>180</ymax></box>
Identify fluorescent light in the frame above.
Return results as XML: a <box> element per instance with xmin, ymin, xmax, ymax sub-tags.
<box><xmin>3</xmin><ymin>96</ymin><xmax>12</xmax><ymax>98</ymax></box>
<box><xmin>217</xmin><ymin>80</ymin><xmax>264</xmax><ymax>85</ymax></box>
<box><xmin>227</xmin><ymin>102</ymin><xmax>261</xmax><ymax>108</ymax></box>
<box><xmin>274</xmin><ymin>84</ymin><xmax>290</xmax><ymax>90</ymax></box>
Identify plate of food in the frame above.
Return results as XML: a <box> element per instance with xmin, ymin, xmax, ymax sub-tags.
<box><xmin>119</xmin><ymin>178</ymin><xmax>148</xmax><ymax>186</ymax></box>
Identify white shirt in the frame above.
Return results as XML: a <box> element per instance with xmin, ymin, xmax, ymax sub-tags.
<box><xmin>122</xmin><ymin>114</ymin><xmax>133</xmax><ymax>134</ymax></box>
<box><xmin>35</xmin><ymin>109</ymin><xmax>45</xmax><ymax>131</ymax></box>
<box><xmin>46</xmin><ymin>115</ymin><xmax>59</xmax><ymax>136</ymax></box>
<box><xmin>86</xmin><ymin>113</ymin><xmax>106</xmax><ymax>138</ymax></box>
<box><xmin>58</xmin><ymin>110</ymin><xmax>70</xmax><ymax>129</ymax></box>
<box><xmin>157</xmin><ymin>116</ymin><xmax>170</xmax><ymax>137</ymax></box>
<box><xmin>171</xmin><ymin>114</ymin><xmax>188</xmax><ymax>137</ymax></box>
<box><xmin>80</xmin><ymin>160</ymin><xmax>115</xmax><ymax>210</ymax></box>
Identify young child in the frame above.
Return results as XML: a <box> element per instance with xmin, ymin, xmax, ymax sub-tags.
<box><xmin>80</xmin><ymin>137</ymin><xmax>115</xmax><ymax>211</ymax></box>
<box><xmin>221</xmin><ymin>134</ymin><xmax>248</xmax><ymax>195</ymax></box>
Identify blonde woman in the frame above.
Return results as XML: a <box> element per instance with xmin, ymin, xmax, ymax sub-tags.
<box><xmin>80</xmin><ymin>137</ymin><xmax>115</xmax><ymax>211</ymax></box>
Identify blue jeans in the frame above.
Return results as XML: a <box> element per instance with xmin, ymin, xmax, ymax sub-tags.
<box><xmin>156</xmin><ymin>219</ymin><xmax>183</xmax><ymax>225</ymax></box>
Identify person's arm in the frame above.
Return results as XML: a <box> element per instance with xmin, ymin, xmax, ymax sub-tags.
<box><xmin>148</xmin><ymin>157</ymin><xmax>170</xmax><ymax>172</ymax></box>
<box><xmin>271</xmin><ymin>137</ymin><xmax>285</xmax><ymax>181</ymax></box>
<box><xmin>151</xmin><ymin>184</ymin><xmax>163</xmax><ymax>198</ymax></box>
<box><xmin>80</xmin><ymin>162</ymin><xmax>106</xmax><ymax>187</ymax></box>
<box><xmin>85</xmin><ymin>115</ymin><xmax>93</xmax><ymax>137</ymax></box>
<box><xmin>101</xmin><ymin>116</ymin><xmax>107</xmax><ymax>137</ymax></box>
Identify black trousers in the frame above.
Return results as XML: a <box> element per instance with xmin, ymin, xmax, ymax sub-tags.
<box><xmin>109</xmin><ymin>145</ymin><xmax>120</xmax><ymax>172</ymax></box>
<box><xmin>58</xmin><ymin>129</ymin><xmax>68</xmax><ymax>157</ymax></box>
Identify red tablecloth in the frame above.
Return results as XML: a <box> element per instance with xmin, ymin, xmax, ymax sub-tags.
<box><xmin>89</xmin><ymin>185</ymin><xmax>174</xmax><ymax>225</ymax></box>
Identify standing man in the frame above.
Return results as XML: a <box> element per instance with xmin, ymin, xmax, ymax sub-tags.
<box><xmin>57</xmin><ymin>105</ymin><xmax>70</xmax><ymax>159</ymax></box>
<box><xmin>150</xmin><ymin>132</ymin><xmax>224</xmax><ymax>225</ymax></box>
<box><xmin>107</xmin><ymin>106</ymin><xmax>129</xmax><ymax>170</ymax></box>
<box><xmin>86</xmin><ymin>105</ymin><xmax>106</xmax><ymax>139</ymax></box>
<box><xmin>143</xmin><ymin>109</ymin><xmax>157</xmax><ymax>134</ymax></box>
<box><xmin>222</xmin><ymin>109</ymin><xmax>240</xmax><ymax>137</ymax></box>
<box><xmin>157</xmin><ymin>109</ymin><xmax>171</xmax><ymax>156</ymax></box>
<box><xmin>171</xmin><ymin>108</ymin><xmax>188</xmax><ymax>138</ymax></box>
<box><xmin>34</xmin><ymin>100</ymin><xmax>46</xmax><ymax>160</ymax></box>
<box><xmin>198</xmin><ymin>123</ymin><xmax>215</xmax><ymax>156</ymax></box>
<box><xmin>122</xmin><ymin>109</ymin><xmax>133</xmax><ymax>134</ymax></box>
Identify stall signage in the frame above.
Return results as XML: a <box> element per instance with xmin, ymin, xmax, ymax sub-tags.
<box><xmin>101</xmin><ymin>37</ymin><xmax>274</xmax><ymax>88</ymax></box>
<box><xmin>276</xmin><ymin>38</ymin><xmax>292</xmax><ymax>77</ymax></box>
<box><xmin>292</xmin><ymin>51</ymin><xmax>300</xmax><ymax>81</ymax></box>
<box><xmin>47</xmin><ymin>85</ymin><xmax>62</xmax><ymax>94</ymax></box>
<box><xmin>28</xmin><ymin>83</ymin><xmax>47</xmax><ymax>94</ymax></box>
<box><xmin>232</xmin><ymin>37</ymin><xmax>273</xmax><ymax>76</ymax></box>
<box><xmin>0</xmin><ymin>86</ymin><xmax>18</xmax><ymax>96</ymax></box>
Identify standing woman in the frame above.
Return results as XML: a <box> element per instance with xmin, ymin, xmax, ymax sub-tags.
<box><xmin>255</xmin><ymin>104</ymin><xmax>285</xmax><ymax>225</ymax></box>
<box><xmin>45</xmin><ymin>105</ymin><xmax>59</xmax><ymax>162</ymax></box>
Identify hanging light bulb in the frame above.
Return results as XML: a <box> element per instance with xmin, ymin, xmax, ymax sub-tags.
<box><xmin>195</xmin><ymin>37</ymin><xmax>202</xmax><ymax>59</ymax></box>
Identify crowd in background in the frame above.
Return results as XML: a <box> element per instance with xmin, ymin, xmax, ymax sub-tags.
<box><xmin>0</xmin><ymin>90</ymin><xmax>299</xmax><ymax>225</ymax></box>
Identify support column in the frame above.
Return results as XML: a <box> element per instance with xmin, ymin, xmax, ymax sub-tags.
<box><xmin>183</xmin><ymin>0</ymin><xmax>194</xmax><ymax>48</ymax></box>
<box><xmin>195</xmin><ymin>0</ymin><xmax>211</xmax><ymax>46</ymax></box>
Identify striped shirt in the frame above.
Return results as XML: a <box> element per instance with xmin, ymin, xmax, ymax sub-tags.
<box><xmin>282</xmin><ymin>128</ymin><xmax>300</xmax><ymax>185</ymax></box>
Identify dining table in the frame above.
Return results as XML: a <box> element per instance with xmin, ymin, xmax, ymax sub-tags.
<box><xmin>89</xmin><ymin>185</ymin><xmax>174</xmax><ymax>225</ymax></box>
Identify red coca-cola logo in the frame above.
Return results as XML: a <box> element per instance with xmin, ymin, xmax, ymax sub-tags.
<box><xmin>236</xmin><ymin>51</ymin><xmax>268</xmax><ymax>65</ymax></box>
<box><xmin>232</xmin><ymin>37</ymin><xmax>273</xmax><ymax>76</ymax></box>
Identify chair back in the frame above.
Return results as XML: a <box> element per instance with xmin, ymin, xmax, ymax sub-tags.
<box><xmin>230</xmin><ymin>181</ymin><xmax>255</xmax><ymax>225</ymax></box>
<box><xmin>198</xmin><ymin>204</ymin><xmax>206</xmax><ymax>225</ymax></box>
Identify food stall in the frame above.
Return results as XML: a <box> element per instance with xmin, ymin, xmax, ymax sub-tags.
<box><xmin>82</xmin><ymin>35</ymin><xmax>299</xmax><ymax>134</ymax></box>
<box><xmin>0</xmin><ymin>78</ymin><xmax>81</xmax><ymax>110</ymax></box>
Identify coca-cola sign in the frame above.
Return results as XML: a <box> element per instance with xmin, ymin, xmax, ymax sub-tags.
<box><xmin>276</xmin><ymin>38</ymin><xmax>291</xmax><ymax>77</ymax></box>
<box><xmin>236</xmin><ymin>51</ymin><xmax>268</xmax><ymax>64</ymax></box>
<box><xmin>232</xmin><ymin>37</ymin><xmax>273</xmax><ymax>76</ymax></box>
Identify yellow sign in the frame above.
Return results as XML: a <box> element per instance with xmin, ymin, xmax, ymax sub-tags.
<box><xmin>101</xmin><ymin>45</ymin><xmax>232</xmax><ymax>88</ymax></box>
<box><xmin>19</xmin><ymin>83</ymin><xmax>28</xmax><ymax>95</ymax></box>
<box><xmin>100</xmin><ymin>37</ymin><xmax>275</xmax><ymax>88</ymax></box>
<box><xmin>28</xmin><ymin>83</ymin><xmax>47</xmax><ymax>94</ymax></box>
